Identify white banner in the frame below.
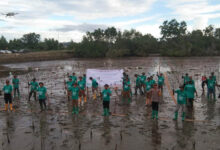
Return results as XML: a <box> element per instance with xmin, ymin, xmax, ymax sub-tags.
<box><xmin>86</xmin><ymin>69</ymin><xmax>123</xmax><ymax>87</ymax></box>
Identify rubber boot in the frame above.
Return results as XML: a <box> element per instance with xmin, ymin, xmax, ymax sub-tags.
<box><xmin>84</xmin><ymin>97</ymin><xmax>87</xmax><ymax>103</ymax></box>
<box><xmin>76</xmin><ymin>107</ymin><xmax>79</xmax><ymax>114</ymax></box>
<box><xmin>102</xmin><ymin>108</ymin><xmax>106</xmax><ymax>116</ymax></box>
<box><xmin>155</xmin><ymin>111</ymin><xmax>158</xmax><ymax>120</ymax></box>
<box><xmin>128</xmin><ymin>98</ymin><xmax>131</xmax><ymax>103</ymax></box>
<box><xmin>10</xmin><ymin>104</ymin><xmax>13</xmax><ymax>111</ymax></box>
<box><xmin>5</xmin><ymin>104</ymin><xmax>8</xmax><ymax>111</ymax></box>
<box><xmin>72</xmin><ymin>107</ymin><xmax>75</xmax><ymax>114</ymax></box>
<box><xmin>79</xmin><ymin>97</ymin><xmax>82</xmax><ymax>104</ymax></box>
<box><xmin>182</xmin><ymin>112</ymin><xmax>185</xmax><ymax>121</ymax></box>
<box><xmin>93</xmin><ymin>93</ymin><xmax>97</xmax><ymax>100</ymax></box>
<box><xmin>173</xmin><ymin>112</ymin><xmax>178</xmax><ymax>120</ymax></box>
<box><xmin>151</xmin><ymin>110</ymin><xmax>155</xmax><ymax>119</ymax></box>
<box><xmin>106</xmin><ymin>108</ymin><xmax>109</xmax><ymax>116</ymax></box>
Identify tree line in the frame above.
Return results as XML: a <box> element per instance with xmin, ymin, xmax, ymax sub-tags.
<box><xmin>1</xmin><ymin>19</ymin><xmax>220</xmax><ymax>57</ymax></box>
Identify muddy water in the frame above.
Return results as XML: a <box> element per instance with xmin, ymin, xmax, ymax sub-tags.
<box><xmin>0</xmin><ymin>57</ymin><xmax>220</xmax><ymax>150</ymax></box>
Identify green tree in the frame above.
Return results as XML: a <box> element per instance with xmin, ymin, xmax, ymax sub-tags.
<box><xmin>0</xmin><ymin>36</ymin><xmax>8</xmax><ymax>49</ymax></box>
<box><xmin>21</xmin><ymin>33</ymin><xmax>40</xmax><ymax>49</ymax></box>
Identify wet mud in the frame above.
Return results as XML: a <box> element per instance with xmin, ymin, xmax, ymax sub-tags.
<box><xmin>0</xmin><ymin>57</ymin><xmax>220</xmax><ymax>150</ymax></box>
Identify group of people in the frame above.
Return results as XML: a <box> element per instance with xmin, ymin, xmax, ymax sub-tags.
<box><xmin>0</xmin><ymin>71</ymin><xmax>219</xmax><ymax>120</ymax></box>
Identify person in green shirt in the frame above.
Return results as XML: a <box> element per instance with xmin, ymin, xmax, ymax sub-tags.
<box><xmin>2</xmin><ymin>80</ymin><xmax>13</xmax><ymax>111</ymax></box>
<box><xmin>182</xmin><ymin>73</ymin><xmax>190</xmax><ymax>86</ymax></box>
<box><xmin>140</xmin><ymin>72</ymin><xmax>146</xmax><ymax>93</ymax></box>
<box><xmin>101</xmin><ymin>84</ymin><xmax>112</xmax><ymax>116</ymax></box>
<box><xmin>173</xmin><ymin>86</ymin><xmax>187</xmax><ymax>121</ymax></box>
<box><xmin>71</xmin><ymin>82</ymin><xmax>80</xmax><ymax>114</ymax></box>
<box><xmin>82</xmin><ymin>74</ymin><xmax>86</xmax><ymax>84</ymax></box>
<box><xmin>157</xmin><ymin>73</ymin><xmax>165</xmax><ymax>92</ymax></box>
<box><xmin>150</xmin><ymin>76</ymin><xmax>156</xmax><ymax>86</ymax></box>
<box><xmin>78</xmin><ymin>76</ymin><xmax>86</xmax><ymax>104</ymax></box>
<box><xmin>184</xmin><ymin>80</ymin><xmax>198</xmax><ymax>108</ymax></box>
<box><xmin>37</xmin><ymin>82</ymin><xmax>48</xmax><ymax>111</ymax></box>
<box><xmin>122</xmin><ymin>77</ymin><xmax>131</xmax><ymax>103</ymax></box>
<box><xmin>134</xmin><ymin>74</ymin><xmax>143</xmax><ymax>95</ymax></box>
<box><xmin>28</xmin><ymin>78</ymin><xmax>39</xmax><ymax>101</ymax></box>
<box><xmin>189</xmin><ymin>76</ymin><xmax>195</xmax><ymax>86</ymax></box>
<box><xmin>71</xmin><ymin>72</ymin><xmax>77</xmax><ymax>84</ymax></box>
<box><xmin>207</xmin><ymin>76</ymin><xmax>218</xmax><ymax>100</ymax></box>
<box><xmin>12</xmin><ymin>75</ymin><xmax>20</xmax><ymax>99</ymax></box>
<box><xmin>65</xmin><ymin>77</ymin><xmax>73</xmax><ymax>101</ymax></box>
<box><xmin>144</xmin><ymin>77</ymin><xmax>153</xmax><ymax>106</ymax></box>
<box><xmin>90</xmin><ymin>77</ymin><xmax>98</xmax><ymax>100</ymax></box>
<box><xmin>210</xmin><ymin>72</ymin><xmax>217</xmax><ymax>99</ymax></box>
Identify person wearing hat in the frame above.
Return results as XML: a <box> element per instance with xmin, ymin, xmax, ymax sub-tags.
<box><xmin>28</xmin><ymin>78</ymin><xmax>39</xmax><ymax>101</ymax></box>
<box><xmin>173</xmin><ymin>85</ymin><xmax>187</xmax><ymax>121</ymax></box>
<box><xmin>65</xmin><ymin>77</ymin><xmax>74</xmax><ymax>101</ymax></box>
<box><xmin>71</xmin><ymin>82</ymin><xmax>80</xmax><ymax>114</ymax></box>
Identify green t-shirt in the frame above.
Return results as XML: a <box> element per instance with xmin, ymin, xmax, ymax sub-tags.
<box><xmin>66</xmin><ymin>81</ymin><xmax>73</xmax><ymax>90</ymax></box>
<box><xmin>102</xmin><ymin>89</ymin><xmax>112</xmax><ymax>101</ymax></box>
<box><xmin>140</xmin><ymin>75</ymin><xmax>146</xmax><ymax>83</ymax></box>
<box><xmin>30</xmin><ymin>81</ymin><xmax>38</xmax><ymax>91</ymax></box>
<box><xmin>184</xmin><ymin>84</ymin><xmax>196</xmax><ymax>99</ymax></box>
<box><xmin>183</xmin><ymin>76</ymin><xmax>190</xmax><ymax>84</ymax></box>
<box><xmin>207</xmin><ymin>79</ymin><xmax>215</xmax><ymax>89</ymax></box>
<box><xmin>12</xmin><ymin>78</ymin><xmax>19</xmax><ymax>88</ymax></box>
<box><xmin>37</xmin><ymin>86</ymin><xmax>47</xmax><ymax>100</ymax></box>
<box><xmin>82</xmin><ymin>76</ymin><xmax>86</xmax><ymax>84</ymax></box>
<box><xmin>78</xmin><ymin>80</ymin><xmax>85</xmax><ymax>90</ymax></box>
<box><xmin>158</xmin><ymin>76</ymin><xmax>164</xmax><ymax>85</ymax></box>
<box><xmin>211</xmin><ymin>76</ymin><xmax>216</xmax><ymax>82</ymax></box>
<box><xmin>175</xmin><ymin>89</ymin><xmax>187</xmax><ymax>104</ymax></box>
<box><xmin>3</xmin><ymin>85</ymin><xmax>13</xmax><ymax>94</ymax></box>
<box><xmin>136</xmin><ymin>76</ymin><xmax>141</xmax><ymax>86</ymax></box>
<box><xmin>71</xmin><ymin>76</ymin><xmax>77</xmax><ymax>83</ymax></box>
<box><xmin>150</xmin><ymin>79</ymin><xmax>156</xmax><ymax>86</ymax></box>
<box><xmin>123</xmin><ymin>81</ymin><xmax>130</xmax><ymax>91</ymax></box>
<box><xmin>71</xmin><ymin>87</ymin><xmax>79</xmax><ymax>100</ymax></box>
<box><xmin>92</xmin><ymin>79</ymin><xmax>98</xmax><ymax>88</ymax></box>
<box><xmin>145</xmin><ymin>81</ymin><xmax>152</xmax><ymax>91</ymax></box>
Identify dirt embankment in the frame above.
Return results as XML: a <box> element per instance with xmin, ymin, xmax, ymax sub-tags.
<box><xmin>0</xmin><ymin>50</ymin><xmax>75</xmax><ymax>64</ymax></box>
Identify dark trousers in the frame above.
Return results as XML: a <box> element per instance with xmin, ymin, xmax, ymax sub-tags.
<box><xmin>14</xmin><ymin>88</ymin><xmax>20</xmax><ymax>97</ymax></box>
<box><xmin>4</xmin><ymin>94</ymin><xmax>12</xmax><ymax>104</ymax></box>
<box><xmin>29</xmin><ymin>90</ymin><xmax>37</xmax><ymax>100</ymax></box>
<box><xmin>103</xmin><ymin>101</ymin><xmax>110</xmax><ymax>109</ymax></box>
<box><xmin>152</xmin><ymin>102</ymin><xmax>159</xmax><ymax>111</ymax></box>
<box><xmin>135</xmin><ymin>85</ymin><xmax>143</xmax><ymax>95</ymax></box>
<box><xmin>39</xmin><ymin>99</ymin><xmax>46</xmax><ymax>110</ymax></box>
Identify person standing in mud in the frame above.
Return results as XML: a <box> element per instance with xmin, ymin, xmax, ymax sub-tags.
<box><xmin>12</xmin><ymin>75</ymin><xmax>20</xmax><ymax>99</ymax></box>
<box><xmin>28</xmin><ymin>78</ymin><xmax>38</xmax><ymax>101</ymax></box>
<box><xmin>37</xmin><ymin>82</ymin><xmax>48</xmax><ymax>111</ymax></box>
<box><xmin>101</xmin><ymin>84</ymin><xmax>112</xmax><ymax>116</ymax></box>
<box><xmin>157</xmin><ymin>73</ymin><xmax>164</xmax><ymax>92</ymax></box>
<box><xmin>122</xmin><ymin>77</ymin><xmax>131</xmax><ymax>103</ymax></box>
<box><xmin>140</xmin><ymin>72</ymin><xmax>146</xmax><ymax>93</ymax></box>
<box><xmin>150</xmin><ymin>84</ymin><xmax>161</xmax><ymax>120</ymax></box>
<box><xmin>65</xmin><ymin>77</ymin><xmax>73</xmax><ymax>101</ymax></box>
<box><xmin>71</xmin><ymin>72</ymin><xmax>77</xmax><ymax>84</ymax></box>
<box><xmin>90</xmin><ymin>77</ymin><xmax>98</xmax><ymax>100</ymax></box>
<box><xmin>2</xmin><ymin>80</ymin><xmax>13</xmax><ymax>111</ymax></box>
<box><xmin>184</xmin><ymin>80</ymin><xmax>198</xmax><ymax>108</ymax></box>
<box><xmin>210</xmin><ymin>72</ymin><xmax>217</xmax><ymax>99</ymax></box>
<box><xmin>173</xmin><ymin>85</ymin><xmax>187</xmax><ymax>121</ymax></box>
<box><xmin>78</xmin><ymin>76</ymin><xmax>86</xmax><ymax>104</ymax></box>
<box><xmin>71</xmin><ymin>82</ymin><xmax>80</xmax><ymax>114</ymax></box>
<box><xmin>134</xmin><ymin>74</ymin><xmax>143</xmax><ymax>95</ymax></box>
<box><xmin>150</xmin><ymin>76</ymin><xmax>156</xmax><ymax>86</ymax></box>
<box><xmin>182</xmin><ymin>73</ymin><xmax>190</xmax><ymax>86</ymax></box>
<box><xmin>145</xmin><ymin>77</ymin><xmax>153</xmax><ymax>106</ymax></box>
<box><xmin>201</xmin><ymin>75</ymin><xmax>207</xmax><ymax>95</ymax></box>
<box><xmin>207</xmin><ymin>76</ymin><xmax>218</xmax><ymax>100</ymax></box>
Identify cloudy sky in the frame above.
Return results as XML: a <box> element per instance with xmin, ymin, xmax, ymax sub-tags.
<box><xmin>0</xmin><ymin>0</ymin><xmax>220</xmax><ymax>42</ymax></box>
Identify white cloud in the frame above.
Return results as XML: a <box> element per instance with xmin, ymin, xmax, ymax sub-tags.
<box><xmin>136</xmin><ymin>24</ymin><xmax>161</xmax><ymax>38</ymax></box>
<box><xmin>166</xmin><ymin>0</ymin><xmax>220</xmax><ymax>30</ymax></box>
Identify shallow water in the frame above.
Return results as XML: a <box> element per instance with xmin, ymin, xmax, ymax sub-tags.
<box><xmin>0</xmin><ymin>57</ymin><xmax>220</xmax><ymax>150</ymax></box>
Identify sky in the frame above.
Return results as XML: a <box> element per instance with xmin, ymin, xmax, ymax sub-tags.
<box><xmin>0</xmin><ymin>0</ymin><xmax>220</xmax><ymax>42</ymax></box>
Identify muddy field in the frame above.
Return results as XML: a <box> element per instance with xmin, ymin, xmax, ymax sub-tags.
<box><xmin>0</xmin><ymin>57</ymin><xmax>220</xmax><ymax>150</ymax></box>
